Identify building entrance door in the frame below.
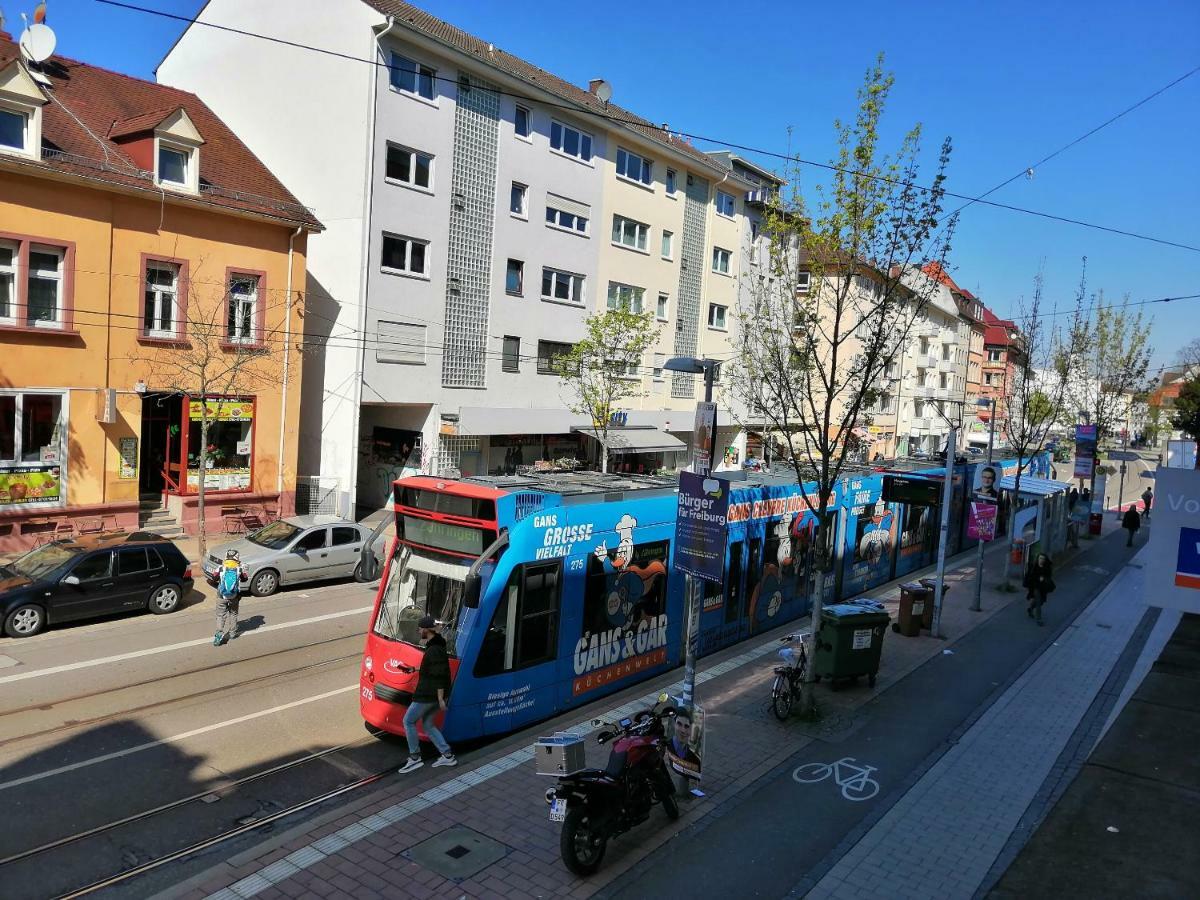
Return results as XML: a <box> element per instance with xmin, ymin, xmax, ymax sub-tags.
<box><xmin>139</xmin><ymin>394</ymin><xmax>182</xmax><ymax>495</ymax></box>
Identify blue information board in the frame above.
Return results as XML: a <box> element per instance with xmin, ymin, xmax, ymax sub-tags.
<box><xmin>674</xmin><ymin>471</ymin><xmax>730</xmax><ymax>583</ymax></box>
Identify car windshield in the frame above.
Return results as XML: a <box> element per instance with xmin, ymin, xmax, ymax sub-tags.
<box><xmin>8</xmin><ymin>543</ymin><xmax>80</xmax><ymax>580</ymax></box>
<box><xmin>247</xmin><ymin>521</ymin><xmax>302</xmax><ymax>550</ymax></box>
<box><xmin>373</xmin><ymin>545</ymin><xmax>467</xmax><ymax>655</ymax></box>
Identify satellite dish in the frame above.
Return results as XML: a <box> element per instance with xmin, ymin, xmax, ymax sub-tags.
<box><xmin>19</xmin><ymin>23</ymin><xmax>58</xmax><ymax>64</ymax></box>
<box><xmin>592</xmin><ymin>79</ymin><xmax>612</xmax><ymax>104</ymax></box>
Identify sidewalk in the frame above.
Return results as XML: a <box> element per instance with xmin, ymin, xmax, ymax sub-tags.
<box><xmin>165</xmin><ymin>524</ymin><xmax>1113</xmax><ymax>900</ymax></box>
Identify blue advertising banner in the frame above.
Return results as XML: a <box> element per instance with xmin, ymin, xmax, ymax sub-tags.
<box><xmin>1074</xmin><ymin>425</ymin><xmax>1097</xmax><ymax>480</ymax></box>
<box><xmin>674</xmin><ymin>471</ymin><xmax>730</xmax><ymax>583</ymax></box>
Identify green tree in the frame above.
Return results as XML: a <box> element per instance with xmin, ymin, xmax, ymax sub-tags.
<box><xmin>728</xmin><ymin>56</ymin><xmax>955</xmax><ymax>716</ymax></box>
<box><xmin>1170</xmin><ymin>377</ymin><xmax>1200</xmax><ymax>468</ymax></box>
<box><xmin>555</xmin><ymin>309</ymin><xmax>661</xmax><ymax>473</ymax></box>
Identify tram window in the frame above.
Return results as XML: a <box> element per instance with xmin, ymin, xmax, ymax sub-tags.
<box><xmin>725</xmin><ymin>542</ymin><xmax>743</xmax><ymax>624</ymax></box>
<box><xmin>583</xmin><ymin>540</ymin><xmax>669</xmax><ymax>639</ymax></box>
<box><xmin>475</xmin><ymin>578</ymin><xmax>519</xmax><ymax>678</ymax></box>
<box><xmin>744</xmin><ymin>539</ymin><xmax>761</xmax><ymax>619</ymax></box>
<box><xmin>516</xmin><ymin>562</ymin><xmax>560</xmax><ymax>669</ymax></box>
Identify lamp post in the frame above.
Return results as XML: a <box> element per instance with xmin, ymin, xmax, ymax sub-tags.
<box><xmin>664</xmin><ymin>356</ymin><xmax>721</xmax><ymax>712</ymax></box>
<box><xmin>971</xmin><ymin>397</ymin><xmax>996</xmax><ymax>612</ymax></box>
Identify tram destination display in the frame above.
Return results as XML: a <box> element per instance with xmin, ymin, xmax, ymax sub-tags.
<box><xmin>882</xmin><ymin>474</ymin><xmax>941</xmax><ymax>506</ymax></box>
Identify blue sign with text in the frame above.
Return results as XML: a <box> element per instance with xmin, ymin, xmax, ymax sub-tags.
<box><xmin>674</xmin><ymin>471</ymin><xmax>730</xmax><ymax>583</ymax></box>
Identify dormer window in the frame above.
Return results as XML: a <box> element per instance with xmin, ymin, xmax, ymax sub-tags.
<box><xmin>157</xmin><ymin>145</ymin><xmax>189</xmax><ymax>186</ymax></box>
<box><xmin>0</xmin><ymin>107</ymin><xmax>29</xmax><ymax>152</ymax></box>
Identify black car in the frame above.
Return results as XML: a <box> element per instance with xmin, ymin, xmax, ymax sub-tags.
<box><xmin>0</xmin><ymin>532</ymin><xmax>194</xmax><ymax>638</ymax></box>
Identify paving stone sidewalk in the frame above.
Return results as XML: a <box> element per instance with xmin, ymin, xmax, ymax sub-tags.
<box><xmin>803</xmin><ymin>549</ymin><xmax>1149</xmax><ymax>900</ymax></box>
<box><xmin>168</xmin><ymin>535</ymin><xmax>1097</xmax><ymax>900</ymax></box>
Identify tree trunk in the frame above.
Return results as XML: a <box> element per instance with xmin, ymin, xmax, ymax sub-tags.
<box><xmin>197</xmin><ymin>413</ymin><xmax>209</xmax><ymax>559</ymax></box>
<box><xmin>798</xmin><ymin>519</ymin><xmax>826</xmax><ymax>718</ymax></box>
<box><xmin>600</xmin><ymin>436</ymin><xmax>608</xmax><ymax>473</ymax></box>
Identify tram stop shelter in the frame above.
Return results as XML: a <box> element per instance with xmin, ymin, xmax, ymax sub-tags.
<box><xmin>996</xmin><ymin>474</ymin><xmax>1073</xmax><ymax>560</ymax></box>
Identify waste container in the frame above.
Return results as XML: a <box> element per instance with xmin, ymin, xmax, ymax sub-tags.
<box><xmin>1088</xmin><ymin>512</ymin><xmax>1103</xmax><ymax>536</ymax></box>
<box><xmin>812</xmin><ymin>603</ymin><xmax>890</xmax><ymax>689</ymax></box>
<box><xmin>918</xmin><ymin>577</ymin><xmax>946</xmax><ymax>630</ymax></box>
<box><xmin>894</xmin><ymin>583</ymin><xmax>927</xmax><ymax>637</ymax></box>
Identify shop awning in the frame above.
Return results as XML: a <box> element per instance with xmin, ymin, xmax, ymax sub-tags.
<box><xmin>574</xmin><ymin>427</ymin><xmax>687</xmax><ymax>455</ymax></box>
<box><xmin>996</xmin><ymin>475</ymin><xmax>1072</xmax><ymax>496</ymax></box>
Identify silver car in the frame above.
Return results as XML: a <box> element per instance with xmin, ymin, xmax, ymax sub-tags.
<box><xmin>203</xmin><ymin>515</ymin><xmax>381</xmax><ymax>597</ymax></box>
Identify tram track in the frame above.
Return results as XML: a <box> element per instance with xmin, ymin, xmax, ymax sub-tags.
<box><xmin>0</xmin><ymin>647</ymin><xmax>363</xmax><ymax>749</ymax></box>
<box><xmin>0</xmin><ymin>631</ymin><xmax>365</xmax><ymax>722</ymax></box>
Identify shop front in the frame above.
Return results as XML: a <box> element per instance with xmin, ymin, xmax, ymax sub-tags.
<box><xmin>0</xmin><ymin>390</ymin><xmax>69</xmax><ymax>549</ymax></box>
<box><xmin>574</xmin><ymin>426</ymin><xmax>687</xmax><ymax>475</ymax></box>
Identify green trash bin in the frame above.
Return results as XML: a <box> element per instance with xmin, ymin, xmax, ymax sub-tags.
<box><xmin>812</xmin><ymin>604</ymin><xmax>890</xmax><ymax>689</ymax></box>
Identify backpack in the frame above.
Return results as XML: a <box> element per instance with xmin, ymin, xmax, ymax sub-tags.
<box><xmin>218</xmin><ymin>561</ymin><xmax>241</xmax><ymax>599</ymax></box>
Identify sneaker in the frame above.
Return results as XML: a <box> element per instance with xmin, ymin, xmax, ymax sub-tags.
<box><xmin>398</xmin><ymin>756</ymin><xmax>424</xmax><ymax>774</ymax></box>
<box><xmin>432</xmin><ymin>754</ymin><xmax>458</xmax><ymax>768</ymax></box>
<box><xmin>213</xmin><ymin>631</ymin><xmax>223</xmax><ymax>646</ymax></box>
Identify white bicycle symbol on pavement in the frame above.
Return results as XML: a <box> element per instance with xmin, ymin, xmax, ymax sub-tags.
<box><xmin>792</xmin><ymin>757</ymin><xmax>880</xmax><ymax>801</ymax></box>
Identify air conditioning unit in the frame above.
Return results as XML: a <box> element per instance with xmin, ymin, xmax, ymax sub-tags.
<box><xmin>97</xmin><ymin>387</ymin><xmax>117</xmax><ymax>424</ymax></box>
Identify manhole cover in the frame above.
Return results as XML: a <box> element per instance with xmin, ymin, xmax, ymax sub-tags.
<box><xmin>405</xmin><ymin>825</ymin><xmax>508</xmax><ymax>881</ymax></box>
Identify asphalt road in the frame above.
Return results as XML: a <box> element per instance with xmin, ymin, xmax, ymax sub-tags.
<box><xmin>600</xmin><ymin>525</ymin><xmax>1145</xmax><ymax>900</ymax></box>
<box><xmin>0</xmin><ymin>575</ymin><xmax>395</xmax><ymax>900</ymax></box>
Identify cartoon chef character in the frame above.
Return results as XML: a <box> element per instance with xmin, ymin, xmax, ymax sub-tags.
<box><xmin>775</xmin><ymin>512</ymin><xmax>794</xmax><ymax>570</ymax></box>
<box><xmin>594</xmin><ymin>513</ymin><xmax>638</xmax><ymax>570</ymax></box>
<box><xmin>858</xmin><ymin>499</ymin><xmax>893</xmax><ymax>564</ymax></box>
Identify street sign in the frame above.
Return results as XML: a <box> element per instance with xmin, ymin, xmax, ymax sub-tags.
<box><xmin>882</xmin><ymin>475</ymin><xmax>941</xmax><ymax>506</ymax></box>
<box><xmin>674</xmin><ymin>471</ymin><xmax>729</xmax><ymax>583</ymax></box>
<box><xmin>1145</xmin><ymin>467</ymin><xmax>1200</xmax><ymax>613</ymax></box>
<box><xmin>1108</xmin><ymin>450</ymin><xmax>1139</xmax><ymax>461</ymax></box>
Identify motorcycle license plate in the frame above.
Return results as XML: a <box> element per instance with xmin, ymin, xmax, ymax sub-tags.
<box><xmin>549</xmin><ymin>798</ymin><xmax>567</xmax><ymax>823</ymax></box>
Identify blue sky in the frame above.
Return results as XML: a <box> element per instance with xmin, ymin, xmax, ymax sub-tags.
<box><xmin>15</xmin><ymin>0</ymin><xmax>1200</xmax><ymax>371</ymax></box>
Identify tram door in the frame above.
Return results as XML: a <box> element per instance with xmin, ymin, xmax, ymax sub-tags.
<box><xmin>741</xmin><ymin>538</ymin><xmax>762</xmax><ymax>640</ymax></box>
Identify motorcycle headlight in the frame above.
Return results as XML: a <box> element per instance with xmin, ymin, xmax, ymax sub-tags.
<box><xmin>545</xmin><ymin>788</ymin><xmax>557</xmax><ymax>805</ymax></box>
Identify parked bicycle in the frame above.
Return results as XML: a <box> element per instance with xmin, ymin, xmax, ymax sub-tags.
<box><xmin>770</xmin><ymin>632</ymin><xmax>810</xmax><ymax>721</ymax></box>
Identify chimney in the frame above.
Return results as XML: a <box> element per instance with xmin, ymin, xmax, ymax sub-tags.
<box><xmin>588</xmin><ymin>79</ymin><xmax>605</xmax><ymax>95</ymax></box>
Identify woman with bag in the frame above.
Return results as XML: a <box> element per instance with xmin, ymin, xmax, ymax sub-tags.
<box><xmin>1024</xmin><ymin>553</ymin><xmax>1055</xmax><ymax>626</ymax></box>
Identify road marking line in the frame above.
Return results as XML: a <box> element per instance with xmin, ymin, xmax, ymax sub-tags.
<box><xmin>0</xmin><ymin>606</ymin><xmax>373</xmax><ymax>686</ymax></box>
<box><xmin>0</xmin><ymin>685</ymin><xmax>357</xmax><ymax>792</ymax></box>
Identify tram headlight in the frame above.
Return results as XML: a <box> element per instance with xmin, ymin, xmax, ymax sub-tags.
<box><xmin>364</xmin><ymin>655</ymin><xmax>373</xmax><ymax>672</ymax></box>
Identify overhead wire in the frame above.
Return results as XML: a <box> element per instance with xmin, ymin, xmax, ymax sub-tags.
<box><xmin>96</xmin><ymin>0</ymin><xmax>1200</xmax><ymax>254</ymax></box>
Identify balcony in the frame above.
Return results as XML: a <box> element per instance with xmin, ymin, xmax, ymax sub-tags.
<box><xmin>937</xmin><ymin>358</ymin><xmax>956</xmax><ymax>373</ymax></box>
<box><xmin>910</xmin><ymin>416</ymin><xmax>932</xmax><ymax>431</ymax></box>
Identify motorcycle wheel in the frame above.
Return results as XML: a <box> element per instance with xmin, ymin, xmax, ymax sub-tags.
<box><xmin>771</xmin><ymin>673</ymin><xmax>794</xmax><ymax>721</ymax></box>
<box><xmin>560</xmin><ymin>807</ymin><xmax>607</xmax><ymax>876</ymax></box>
<box><xmin>662</xmin><ymin>789</ymin><xmax>681</xmax><ymax>820</ymax></box>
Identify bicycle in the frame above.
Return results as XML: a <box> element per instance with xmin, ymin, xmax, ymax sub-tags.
<box><xmin>770</xmin><ymin>632</ymin><xmax>809</xmax><ymax>721</ymax></box>
<box><xmin>792</xmin><ymin>756</ymin><xmax>880</xmax><ymax>801</ymax></box>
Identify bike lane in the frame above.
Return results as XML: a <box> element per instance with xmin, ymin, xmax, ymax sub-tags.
<box><xmin>599</xmin><ymin>528</ymin><xmax>1147</xmax><ymax>900</ymax></box>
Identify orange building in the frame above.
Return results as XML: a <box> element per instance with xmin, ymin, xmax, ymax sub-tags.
<box><xmin>0</xmin><ymin>34</ymin><xmax>320</xmax><ymax>551</ymax></box>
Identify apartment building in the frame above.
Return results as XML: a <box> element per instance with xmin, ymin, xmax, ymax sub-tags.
<box><xmin>160</xmin><ymin>0</ymin><xmax>757</xmax><ymax>513</ymax></box>
<box><xmin>921</xmin><ymin>263</ymin><xmax>988</xmax><ymax>449</ymax></box>
<box><xmin>0</xmin><ymin>33</ymin><xmax>318</xmax><ymax>551</ymax></box>
<box><xmin>980</xmin><ymin>308</ymin><xmax>1025</xmax><ymax>443</ymax></box>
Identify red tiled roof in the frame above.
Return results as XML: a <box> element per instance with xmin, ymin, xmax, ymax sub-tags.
<box><xmin>359</xmin><ymin>0</ymin><xmax>733</xmax><ymax>179</ymax></box>
<box><xmin>921</xmin><ymin>260</ymin><xmax>978</xmax><ymax>300</ymax></box>
<box><xmin>0</xmin><ymin>37</ymin><xmax>319</xmax><ymax>229</ymax></box>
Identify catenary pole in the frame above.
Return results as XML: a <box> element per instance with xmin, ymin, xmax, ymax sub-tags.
<box><xmin>931</xmin><ymin>424</ymin><xmax>956</xmax><ymax>638</ymax></box>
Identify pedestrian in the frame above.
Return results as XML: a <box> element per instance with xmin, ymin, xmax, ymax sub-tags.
<box><xmin>1081</xmin><ymin>487</ymin><xmax>1091</xmax><ymax>507</ymax></box>
<box><xmin>214</xmin><ymin>549</ymin><xmax>247</xmax><ymax>646</ymax></box>
<box><xmin>1068</xmin><ymin>487</ymin><xmax>1079</xmax><ymax>510</ymax></box>
<box><xmin>398</xmin><ymin>615</ymin><xmax>457</xmax><ymax>773</ymax></box>
<box><xmin>1122</xmin><ymin>505</ymin><xmax>1141</xmax><ymax>547</ymax></box>
<box><xmin>1024</xmin><ymin>553</ymin><xmax>1055</xmax><ymax>626</ymax></box>
<box><xmin>1141</xmin><ymin>487</ymin><xmax>1153</xmax><ymax>521</ymax></box>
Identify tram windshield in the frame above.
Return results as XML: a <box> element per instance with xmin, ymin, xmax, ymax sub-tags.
<box><xmin>373</xmin><ymin>545</ymin><xmax>467</xmax><ymax>655</ymax></box>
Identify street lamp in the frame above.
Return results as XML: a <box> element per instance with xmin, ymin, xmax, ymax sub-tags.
<box><xmin>664</xmin><ymin>356</ymin><xmax>722</xmax><ymax>471</ymax></box>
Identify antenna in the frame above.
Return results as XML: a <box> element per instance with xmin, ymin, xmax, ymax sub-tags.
<box><xmin>19</xmin><ymin>21</ymin><xmax>57</xmax><ymax>63</ymax></box>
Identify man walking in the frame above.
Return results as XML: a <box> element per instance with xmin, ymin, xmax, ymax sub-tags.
<box><xmin>1121</xmin><ymin>504</ymin><xmax>1141</xmax><ymax>548</ymax></box>
<box><xmin>398</xmin><ymin>615</ymin><xmax>457</xmax><ymax>773</ymax></box>
<box><xmin>214</xmin><ymin>549</ymin><xmax>247</xmax><ymax>646</ymax></box>
<box><xmin>1142</xmin><ymin>486</ymin><xmax>1153</xmax><ymax>521</ymax></box>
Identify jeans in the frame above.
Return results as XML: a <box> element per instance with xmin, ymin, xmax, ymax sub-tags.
<box><xmin>215</xmin><ymin>595</ymin><xmax>240</xmax><ymax>637</ymax></box>
<box><xmin>1028</xmin><ymin>588</ymin><xmax>1047</xmax><ymax>623</ymax></box>
<box><xmin>403</xmin><ymin>701</ymin><xmax>451</xmax><ymax>757</ymax></box>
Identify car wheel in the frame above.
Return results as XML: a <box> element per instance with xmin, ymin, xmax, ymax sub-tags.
<box><xmin>353</xmin><ymin>559</ymin><xmax>378</xmax><ymax>583</ymax></box>
<box><xmin>4</xmin><ymin>604</ymin><xmax>46</xmax><ymax>638</ymax></box>
<box><xmin>148</xmin><ymin>583</ymin><xmax>182</xmax><ymax>615</ymax></box>
<box><xmin>251</xmin><ymin>569</ymin><xmax>279</xmax><ymax>597</ymax></box>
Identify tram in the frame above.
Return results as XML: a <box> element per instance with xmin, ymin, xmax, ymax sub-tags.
<box><xmin>359</xmin><ymin>455</ymin><xmax>1037</xmax><ymax>743</ymax></box>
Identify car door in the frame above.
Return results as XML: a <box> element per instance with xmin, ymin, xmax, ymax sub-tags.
<box><xmin>49</xmin><ymin>551</ymin><xmax>116</xmax><ymax>622</ymax></box>
<box><xmin>114</xmin><ymin>547</ymin><xmax>157</xmax><ymax>609</ymax></box>
<box><xmin>280</xmin><ymin>527</ymin><xmax>330</xmax><ymax>584</ymax></box>
<box><xmin>326</xmin><ymin>525</ymin><xmax>364</xmax><ymax>578</ymax></box>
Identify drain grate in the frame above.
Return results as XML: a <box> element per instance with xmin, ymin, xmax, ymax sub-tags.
<box><xmin>404</xmin><ymin>825</ymin><xmax>508</xmax><ymax>881</ymax></box>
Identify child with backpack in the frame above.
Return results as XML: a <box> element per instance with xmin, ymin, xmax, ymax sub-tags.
<box><xmin>214</xmin><ymin>549</ymin><xmax>248</xmax><ymax>646</ymax></box>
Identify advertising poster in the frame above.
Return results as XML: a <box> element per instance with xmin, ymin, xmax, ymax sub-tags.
<box><xmin>1074</xmin><ymin>425</ymin><xmax>1097</xmax><ymax>480</ymax></box>
<box><xmin>666</xmin><ymin>703</ymin><xmax>704</xmax><ymax>781</ymax></box>
<box><xmin>186</xmin><ymin>468</ymin><xmax>251</xmax><ymax>491</ymax></box>
<box><xmin>1145</xmin><ymin>468</ymin><xmax>1200</xmax><ymax>613</ymax></box>
<box><xmin>0</xmin><ymin>466</ymin><xmax>62</xmax><ymax>505</ymax></box>
<box><xmin>188</xmin><ymin>399</ymin><xmax>254</xmax><ymax>422</ymax></box>
<box><xmin>119</xmin><ymin>437</ymin><xmax>138</xmax><ymax>480</ymax></box>
<box><xmin>674</xmin><ymin>471</ymin><xmax>729</xmax><ymax>583</ymax></box>
<box><xmin>967</xmin><ymin>500</ymin><xmax>998</xmax><ymax>541</ymax></box>
<box><xmin>972</xmin><ymin>462</ymin><xmax>1001</xmax><ymax>501</ymax></box>
<box><xmin>692</xmin><ymin>402</ymin><xmax>716</xmax><ymax>474</ymax></box>
<box><xmin>843</xmin><ymin>483</ymin><xmax>896</xmax><ymax>595</ymax></box>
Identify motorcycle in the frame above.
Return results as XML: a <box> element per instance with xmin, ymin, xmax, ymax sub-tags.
<box><xmin>545</xmin><ymin>695</ymin><xmax>681</xmax><ymax>875</ymax></box>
